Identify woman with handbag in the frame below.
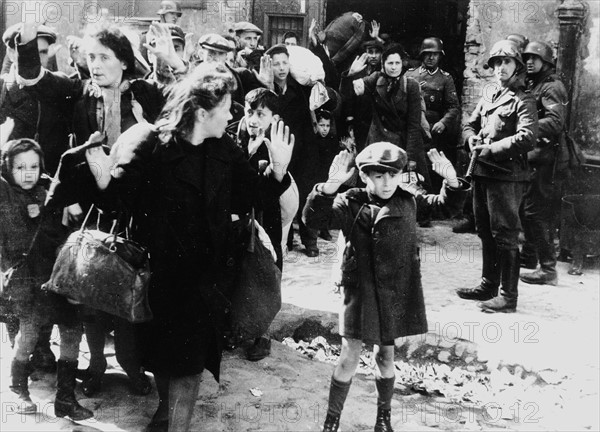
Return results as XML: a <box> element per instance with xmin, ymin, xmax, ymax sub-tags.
<box><xmin>15</xmin><ymin>20</ymin><xmax>185</xmax><ymax>397</ymax></box>
<box><xmin>1</xmin><ymin>138</ymin><xmax>92</xmax><ymax>420</ymax></box>
<box><xmin>80</xmin><ymin>62</ymin><xmax>294</xmax><ymax>432</ymax></box>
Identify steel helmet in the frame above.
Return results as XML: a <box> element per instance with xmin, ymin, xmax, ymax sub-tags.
<box><xmin>419</xmin><ymin>37</ymin><xmax>445</xmax><ymax>57</ymax></box>
<box><xmin>487</xmin><ymin>40</ymin><xmax>524</xmax><ymax>69</ymax></box>
<box><xmin>505</xmin><ymin>34</ymin><xmax>529</xmax><ymax>53</ymax></box>
<box><xmin>523</xmin><ymin>41</ymin><xmax>555</xmax><ymax>65</ymax></box>
<box><xmin>157</xmin><ymin>0</ymin><xmax>182</xmax><ymax>16</ymax></box>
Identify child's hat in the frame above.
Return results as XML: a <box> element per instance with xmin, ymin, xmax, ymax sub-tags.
<box><xmin>355</xmin><ymin>142</ymin><xmax>408</xmax><ymax>173</ymax></box>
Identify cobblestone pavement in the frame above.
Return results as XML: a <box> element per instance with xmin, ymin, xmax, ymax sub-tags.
<box><xmin>0</xmin><ymin>221</ymin><xmax>598</xmax><ymax>431</ymax></box>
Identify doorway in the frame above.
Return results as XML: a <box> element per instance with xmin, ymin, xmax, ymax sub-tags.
<box><xmin>325</xmin><ymin>0</ymin><xmax>469</xmax><ymax>94</ymax></box>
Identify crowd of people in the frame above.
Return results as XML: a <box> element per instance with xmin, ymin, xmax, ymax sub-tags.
<box><xmin>0</xmin><ymin>2</ymin><xmax>571</xmax><ymax>431</ymax></box>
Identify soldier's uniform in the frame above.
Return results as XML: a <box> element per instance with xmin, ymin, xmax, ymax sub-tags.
<box><xmin>405</xmin><ymin>66</ymin><xmax>460</xmax><ymax>157</ymax></box>
<box><xmin>520</xmin><ymin>42</ymin><xmax>569</xmax><ymax>285</ymax></box>
<box><xmin>406</xmin><ymin>38</ymin><xmax>460</xmax><ymax>201</ymax></box>
<box><xmin>456</xmin><ymin>40</ymin><xmax>538</xmax><ymax>313</ymax></box>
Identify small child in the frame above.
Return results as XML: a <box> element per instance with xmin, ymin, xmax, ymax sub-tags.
<box><xmin>0</xmin><ymin>138</ymin><xmax>92</xmax><ymax>420</ymax></box>
<box><xmin>302</xmin><ymin>142</ymin><xmax>468</xmax><ymax>432</ymax></box>
<box><xmin>313</xmin><ymin>110</ymin><xmax>339</xmax><ymax>241</ymax></box>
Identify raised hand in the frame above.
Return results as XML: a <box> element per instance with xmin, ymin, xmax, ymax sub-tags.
<box><xmin>264</xmin><ymin>120</ymin><xmax>294</xmax><ymax>182</ymax></box>
<box><xmin>348</xmin><ymin>53</ymin><xmax>368</xmax><ymax>76</ymax></box>
<box><xmin>1</xmin><ymin>117</ymin><xmax>15</xmax><ymax>149</ymax></box>
<box><xmin>20</xmin><ymin>22</ymin><xmax>38</xmax><ymax>45</ymax></box>
<box><xmin>427</xmin><ymin>148</ymin><xmax>459</xmax><ymax>187</ymax></box>
<box><xmin>321</xmin><ymin>150</ymin><xmax>356</xmax><ymax>195</ymax></box>
<box><xmin>254</xmin><ymin>55</ymin><xmax>274</xmax><ymax>90</ymax></box>
<box><xmin>369</xmin><ymin>20</ymin><xmax>381</xmax><ymax>39</ymax></box>
<box><xmin>144</xmin><ymin>22</ymin><xmax>185</xmax><ymax>72</ymax></box>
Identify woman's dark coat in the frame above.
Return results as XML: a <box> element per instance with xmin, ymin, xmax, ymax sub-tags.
<box><xmin>56</xmin><ymin>126</ymin><xmax>291</xmax><ymax>380</ymax></box>
<box><xmin>341</xmin><ymin>71</ymin><xmax>431</xmax><ymax>187</ymax></box>
<box><xmin>303</xmin><ymin>181</ymin><xmax>467</xmax><ymax>343</ymax></box>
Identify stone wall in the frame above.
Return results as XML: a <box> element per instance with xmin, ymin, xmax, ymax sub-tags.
<box><xmin>462</xmin><ymin>0</ymin><xmax>600</xmax><ymax>159</ymax></box>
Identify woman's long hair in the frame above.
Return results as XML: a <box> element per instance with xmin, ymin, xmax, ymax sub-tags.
<box><xmin>156</xmin><ymin>63</ymin><xmax>237</xmax><ymax>143</ymax></box>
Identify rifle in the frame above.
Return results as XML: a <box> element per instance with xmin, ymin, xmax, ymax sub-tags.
<box><xmin>465</xmin><ymin>136</ymin><xmax>511</xmax><ymax>180</ymax></box>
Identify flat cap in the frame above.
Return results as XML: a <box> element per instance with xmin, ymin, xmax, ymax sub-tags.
<box><xmin>3</xmin><ymin>23</ymin><xmax>57</xmax><ymax>49</ymax></box>
<box><xmin>233</xmin><ymin>21</ymin><xmax>263</xmax><ymax>35</ymax></box>
<box><xmin>355</xmin><ymin>142</ymin><xmax>408</xmax><ymax>173</ymax></box>
<box><xmin>167</xmin><ymin>24</ymin><xmax>185</xmax><ymax>44</ymax></box>
<box><xmin>198</xmin><ymin>33</ymin><xmax>233</xmax><ymax>53</ymax></box>
<box><xmin>362</xmin><ymin>39</ymin><xmax>384</xmax><ymax>51</ymax></box>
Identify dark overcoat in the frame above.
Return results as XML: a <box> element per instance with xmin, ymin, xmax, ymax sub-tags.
<box><xmin>463</xmin><ymin>86</ymin><xmax>537</xmax><ymax>182</ymax></box>
<box><xmin>303</xmin><ymin>181</ymin><xmax>467</xmax><ymax>343</ymax></box>
<box><xmin>63</xmin><ymin>127</ymin><xmax>291</xmax><ymax>380</ymax></box>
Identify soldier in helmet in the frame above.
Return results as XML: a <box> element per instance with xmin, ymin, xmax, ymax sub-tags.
<box><xmin>519</xmin><ymin>41</ymin><xmax>569</xmax><ymax>286</ymax></box>
<box><xmin>456</xmin><ymin>40</ymin><xmax>538</xmax><ymax>313</ymax></box>
<box><xmin>406</xmin><ymin>37</ymin><xmax>460</xmax><ymax>186</ymax></box>
<box><xmin>157</xmin><ymin>0</ymin><xmax>182</xmax><ymax>25</ymax></box>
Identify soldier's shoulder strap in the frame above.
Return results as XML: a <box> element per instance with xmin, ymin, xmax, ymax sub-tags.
<box><xmin>440</xmin><ymin>69</ymin><xmax>451</xmax><ymax>77</ymax></box>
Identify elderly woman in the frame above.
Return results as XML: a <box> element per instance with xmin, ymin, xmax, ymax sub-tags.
<box><xmin>79</xmin><ymin>62</ymin><xmax>294</xmax><ymax>432</ymax></box>
<box><xmin>341</xmin><ymin>43</ymin><xmax>431</xmax><ymax>189</ymax></box>
<box><xmin>16</xmin><ymin>21</ymin><xmax>185</xmax><ymax>396</ymax></box>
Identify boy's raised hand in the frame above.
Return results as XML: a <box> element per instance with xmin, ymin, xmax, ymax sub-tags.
<box><xmin>427</xmin><ymin>148</ymin><xmax>459</xmax><ymax>188</ymax></box>
<box><xmin>321</xmin><ymin>150</ymin><xmax>356</xmax><ymax>195</ymax></box>
<box><xmin>265</xmin><ymin>120</ymin><xmax>294</xmax><ymax>182</ymax></box>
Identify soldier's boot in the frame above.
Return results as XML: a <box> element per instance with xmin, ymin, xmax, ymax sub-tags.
<box><xmin>55</xmin><ymin>360</ymin><xmax>94</xmax><ymax>421</ymax></box>
<box><xmin>457</xmin><ymin>240</ymin><xmax>499</xmax><ymax>300</ymax></box>
<box><xmin>520</xmin><ymin>241</ymin><xmax>538</xmax><ymax>269</ymax></box>
<box><xmin>322</xmin><ymin>377</ymin><xmax>352</xmax><ymax>432</ymax></box>
<box><xmin>520</xmin><ymin>222</ymin><xmax>557</xmax><ymax>285</ymax></box>
<box><xmin>10</xmin><ymin>359</ymin><xmax>37</xmax><ymax>414</ymax></box>
<box><xmin>479</xmin><ymin>249</ymin><xmax>519</xmax><ymax>313</ymax></box>
<box><xmin>452</xmin><ymin>215</ymin><xmax>475</xmax><ymax>233</ymax></box>
<box><xmin>374</xmin><ymin>376</ymin><xmax>395</xmax><ymax>432</ymax></box>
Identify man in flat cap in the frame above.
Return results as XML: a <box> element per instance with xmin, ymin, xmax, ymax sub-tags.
<box><xmin>233</xmin><ymin>21</ymin><xmax>265</xmax><ymax>71</ymax></box>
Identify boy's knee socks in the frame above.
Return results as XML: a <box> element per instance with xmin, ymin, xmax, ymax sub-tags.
<box><xmin>326</xmin><ymin>376</ymin><xmax>352</xmax><ymax>417</ymax></box>
<box><xmin>375</xmin><ymin>376</ymin><xmax>395</xmax><ymax>410</ymax></box>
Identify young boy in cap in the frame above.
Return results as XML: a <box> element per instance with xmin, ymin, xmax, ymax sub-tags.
<box><xmin>303</xmin><ymin>143</ymin><xmax>468</xmax><ymax>432</ymax></box>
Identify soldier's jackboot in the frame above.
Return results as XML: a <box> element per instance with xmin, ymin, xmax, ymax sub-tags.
<box><xmin>457</xmin><ymin>239</ymin><xmax>499</xmax><ymax>300</ymax></box>
<box><xmin>520</xmin><ymin>221</ymin><xmax>557</xmax><ymax>285</ymax></box>
<box><xmin>479</xmin><ymin>249</ymin><xmax>519</xmax><ymax>313</ymax></box>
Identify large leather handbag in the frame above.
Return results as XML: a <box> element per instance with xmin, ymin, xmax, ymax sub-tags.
<box><xmin>43</xmin><ymin>206</ymin><xmax>152</xmax><ymax>323</ymax></box>
<box><xmin>229</xmin><ymin>210</ymin><xmax>282</xmax><ymax>341</ymax></box>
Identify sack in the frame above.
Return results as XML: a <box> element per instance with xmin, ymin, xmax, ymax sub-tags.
<box><xmin>323</xmin><ymin>12</ymin><xmax>366</xmax><ymax>66</ymax></box>
<box><xmin>229</xmin><ymin>211</ymin><xmax>282</xmax><ymax>340</ymax></box>
<box><xmin>44</xmin><ymin>206</ymin><xmax>152</xmax><ymax>323</ymax></box>
<box><xmin>287</xmin><ymin>45</ymin><xmax>325</xmax><ymax>86</ymax></box>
